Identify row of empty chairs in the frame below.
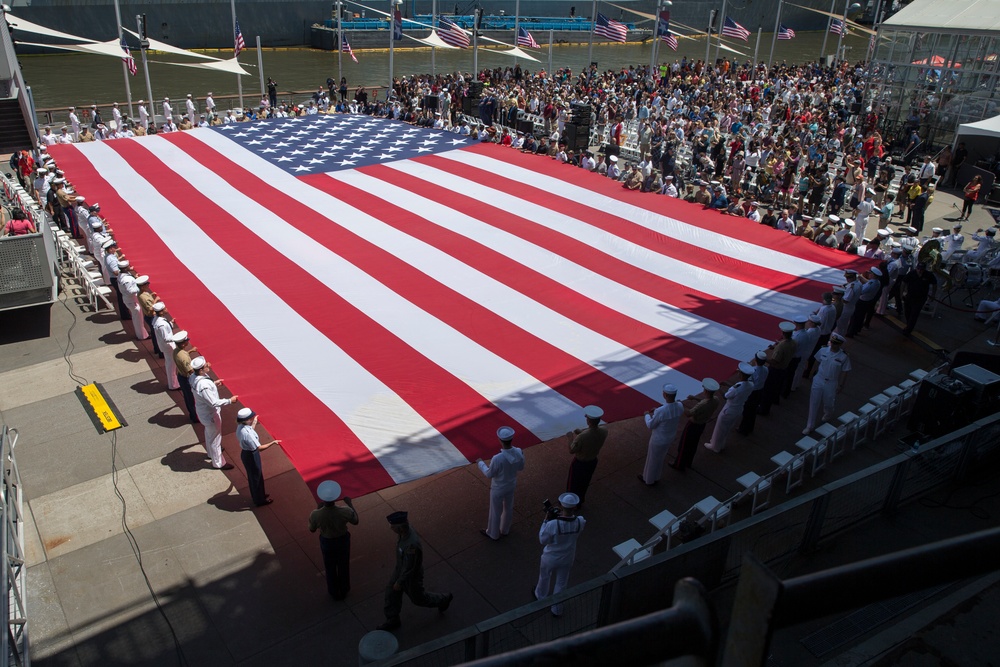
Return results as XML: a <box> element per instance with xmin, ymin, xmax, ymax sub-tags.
<box><xmin>611</xmin><ymin>368</ymin><xmax>934</xmax><ymax>571</ymax></box>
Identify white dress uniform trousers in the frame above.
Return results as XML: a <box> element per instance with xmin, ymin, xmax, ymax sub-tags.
<box><xmin>836</xmin><ymin>281</ymin><xmax>859</xmax><ymax>334</ymax></box>
<box><xmin>642</xmin><ymin>402</ymin><xmax>684</xmax><ymax>483</ymax></box>
<box><xmin>477</xmin><ymin>447</ymin><xmax>525</xmax><ymax>539</ymax></box>
<box><xmin>192</xmin><ymin>375</ymin><xmax>231</xmax><ymax>468</ymax></box>
<box><xmin>805</xmin><ymin>347</ymin><xmax>852</xmax><ymax>431</ymax></box>
<box><xmin>705</xmin><ymin>381</ymin><xmax>753</xmax><ymax>452</ymax></box>
<box><xmin>534</xmin><ymin>515</ymin><xmax>586</xmax><ymax>616</ymax></box>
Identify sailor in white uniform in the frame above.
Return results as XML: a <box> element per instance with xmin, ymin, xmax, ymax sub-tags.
<box><xmin>151</xmin><ymin>302</ymin><xmax>180</xmax><ymax>390</ymax></box>
<box><xmin>185</xmin><ymin>94</ymin><xmax>198</xmax><ymax>123</ymax></box>
<box><xmin>117</xmin><ymin>260</ymin><xmax>148</xmax><ymax>340</ymax></box>
<box><xmin>476</xmin><ymin>426</ymin><xmax>525</xmax><ymax>541</ymax></box>
<box><xmin>836</xmin><ymin>270</ymin><xmax>860</xmax><ymax>334</ymax></box>
<box><xmin>704</xmin><ymin>363</ymin><xmax>755</xmax><ymax>453</ymax></box>
<box><xmin>190</xmin><ymin>356</ymin><xmax>237</xmax><ymax>470</ymax></box>
<box><xmin>534</xmin><ymin>492</ymin><xmax>585</xmax><ymax>617</ymax></box>
<box><xmin>162</xmin><ymin>97</ymin><xmax>173</xmax><ymax>122</ymax></box>
<box><xmin>639</xmin><ymin>384</ymin><xmax>684</xmax><ymax>485</ymax></box>
<box><xmin>965</xmin><ymin>228</ymin><xmax>997</xmax><ymax>263</ymax></box>
<box><xmin>941</xmin><ymin>224</ymin><xmax>965</xmax><ymax>263</ymax></box>
<box><xmin>803</xmin><ymin>333</ymin><xmax>852</xmax><ymax>434</ymax></box>
<box><xmin>68</xmin><ymin>106</ymin><xmax>81</xmax><ymax>140</ymax></box>
<box><xmin>137</xmin><ymin>100</ymin><xmax>150</xmax><ymax>130</ymax></box>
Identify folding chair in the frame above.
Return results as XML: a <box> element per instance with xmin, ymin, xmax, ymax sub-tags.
<box><xmin>771</xmin><ymin>450</ymin><xmax>807</xmax><ymax>493</ymax></box>
<box><xmin>735</xmin><ymin>471</ymin><xmax>775</xmax><ymax>515</ymax></box>
<box><xmin>694</xmin><ymin>494</ymin><xmax>735</xmax><ymax>533</ymax></box>
<box><xmin>814</xmin><ymin>422</ymin><xmax>845</xmax><ymax>461</ymax></box>
<box><xmin>796</xmin><ymin>435</ymin><xmax>828</xmax><ymax>476</ymax></box>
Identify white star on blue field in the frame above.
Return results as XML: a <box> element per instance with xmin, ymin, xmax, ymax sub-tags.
<box><xmin>214</xmin><ymin>114</ymin><xmax>475</xmax><ymax>175</ymax></box>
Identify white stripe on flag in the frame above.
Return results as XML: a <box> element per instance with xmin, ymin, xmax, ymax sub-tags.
<box><xmin>388</xmin><ymin>159</ymin><xmax>814</xmax><ymax>320</ymax></box>
<box><xmin>72</xmin><ymin>138</ymin><xmax>469</xmax><ymax>483</ymax></box>
<box><xmin>443</xmin><ymin>151</ymin><xmax>848</xmax><ymax>285</ymax></box>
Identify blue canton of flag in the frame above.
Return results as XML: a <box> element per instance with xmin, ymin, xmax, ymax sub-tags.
<box><xmin>214</xmin><ymin>115</ymin><xmax>476</xmax><ymax>176</ymax></box>
<box><xmin>777</xmin><ymin>24</ymin><xmax>795</xmax><ymax>40</ymax></box>
<box><xmin>829</xmin><ymin>19</ymin><xmax>845</xmax><ymax>36</ymax></box>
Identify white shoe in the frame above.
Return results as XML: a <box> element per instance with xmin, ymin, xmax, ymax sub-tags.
<box><xmin>802</xmin><ymin>426</ymin><xmax>813</xmax><ymax>435</ymax></box>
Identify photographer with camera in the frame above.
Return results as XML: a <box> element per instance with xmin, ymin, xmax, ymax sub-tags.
<box><xmin>533</xmin><ymin>492</ymin><xmax>586</xmax><ymax>617</ymax></box>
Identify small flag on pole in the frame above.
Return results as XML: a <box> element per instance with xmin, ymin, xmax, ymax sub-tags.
<box><xmin>438</xmin><ymin>17</ymin><xmax>470</xmax><ymax>48</ymax></box>
<box><xmin>657</xmin><ymin>11</ymin><xmax>678</xmax><ymax>51</ymax></box>
<box><xmin>120</xmin><ymin>37</ymin><xmax>137</xmax><ymax>75</ymax></box>
<box><xmin>829</xmin><ymin>19</ymin><xmax>845</xmax><ymax>36</ymax></box>
<box><xmin>341</xmin><ymin>34</ymin><xmax>358</xmax><ymax>62</ymax></box>
<box><xmin>868</xmin><ymin>33</ymin><xmax>876</xmax><ymax>55</ymax></box>
<box><xmin>594</xmin><ymin>13</ymin><xmax>628</xmax><ymax>43</ymax></box>
<box><xmin>777</xmin><ymin>24</ymin><xmax>795</xmax><ymax>40</ymax></box>
<box><xmin>721</xmin><ymin>16</ymin><xmax>751</xmax><ymax>41</ymax></box>
<box><xmin>516</xmin><ymin>26</ymin><xmax>540</xmax><ymax>49</ymax></box>
<box><xmin>393</xmin><ymin>9</ymin><xmax>403</xmax><ymax>40</ymax></box>
<box><xmin>234</xmin><ymin>19</ymin><xmax>246</xmax><ymax>56</ymax></box>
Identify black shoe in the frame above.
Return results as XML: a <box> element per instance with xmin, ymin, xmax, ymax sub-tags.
<box><xmin>439</xmin><ymin>593</ymin><xmax>454</xmax><ymax>613</ymax></box>
<box><xmin>255</xmin><ymin>498</ymin><xmax>273</xmax><ymax>506</ymax></box>
<box><xmin>377</xmin><ymin>618</ymin><xmax>401</xmax><ymax>631</ymax></box>
<box><xmin>218</xmin><ymin>463</ymin><xmax>235</xmax><ymax>470</ymax></box>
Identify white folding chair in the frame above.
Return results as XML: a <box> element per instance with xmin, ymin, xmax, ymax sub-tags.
<box><xmin>796</xmin><ymin>435</ymin><xmax>828</xmax><ymax>475</ymax></box>
<box><xmin>815</xmin><ymin>422</ymin><xmax>844</xmax><ymax>461</ymax></box>
<box><xmin>736</xmin><ymin>471</ymin><xmax>774</xmax><ymax>515</ymax></box>
<box><xmin>647</xmin><ymin>509</ymin><xmax>684</xmax><ymax>549</ymax></box>
<box><xmin>771</xmin><ymin>450</ymin><xmax>807</xmax><ymax>493</ymax></box>
<box><xmin>694</xmin><ymin>495</ymin><xmax>734</xmax><ymax>532</ymax></box>
<box><xmin>612</xmin><ymin>537</ymin><xmax>659</xmax><ymax>567</ymax></box>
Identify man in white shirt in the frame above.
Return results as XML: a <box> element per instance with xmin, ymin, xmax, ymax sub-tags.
<box><xmin>68</xmin><ymin>107</ymin><xmax>81</xmax><ymax>140</ymax></box>
<box><xmin>639</xmin><ymin>384</ymin><xmax>684</xmax><ymax>485</ymax></box>
<box><xmin>137</xmin><ymin>100</ymin><xmax>149</xmax><ymax>130</ymax></box>
<box><xmin>190</xmin><ymin>356</ymin><xmax>238</xmax><ymax>470</ymax></box>
<box><xmin>662</xmin><ymin>175</ymin><xmax>678</xmax><ymax>197</ymax></box>
<box><xmin>185</xmin><ymin>94</ymin><xmax>197</xmax><ymax>123</ymax></box>
<box><xmin>162</xmin><ymin>97</ymin><xmax>173</xmax><ymax>121</ymax></box>
<box><xmin>205</xmin><ymin>91</ymin><xmax>216</xmax><ymax>117</ymax></box>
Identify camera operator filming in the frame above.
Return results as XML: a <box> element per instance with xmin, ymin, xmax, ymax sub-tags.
<box><xmin>533</xmin><ymin>492</ymin><xmax>586</xmax><ymax>617</ymax></box>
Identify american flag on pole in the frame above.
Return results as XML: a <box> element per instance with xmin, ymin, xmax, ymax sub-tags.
<box><xmin>657</xmin><ymin>12</ymin><xmax>678</xmax><ymax>51</ymax></box>
<box><xmin>234</xmin><ymin>19</ymin><xmax>246</xmax><ymax>56</ymax></box>
<box><xmin>516</xmin><ymin>26</ymin><xmax>540</xmax><ymax>49</ymax></box>
<box><xmin>120</xmin><ymin>37</ymin><xmax>137</xmax><ymax>75</ymax></box>
<box><xmin>829</xmin><ymin>18</ymin><xmax>845</xmax><ymax>36</ymax></box>
<box><xmin>438</xmin><ymin>17</ymin><xmax>470</xmax><ymax>48</ymax></box>
<box><xmin>341</xmin><ymin>34</ymin><xmax>358</xmax><ymax>62</ymax></box>
<box><xmin>594</xmin><ymin>13</ymin><xmax>628</xmax><ymax>43</ymax></box>
<box><xmin>393</xmin><ymin>9</ymin><xmax>403</xmax><ymax>40</ymax></box>
<box><xmin>777</xmin><ymin>24</ymin><xmax>796</xmax><ymax>40</ymax></box>
<box><xmin>47</xmin><ymin>115</ymin><xmax>867</xmax><ymax>497</ymax></box>
<box><xmin>721</xmin><ymin>16</ymin><xmax>751</xmax><ymax>42</ymax></box>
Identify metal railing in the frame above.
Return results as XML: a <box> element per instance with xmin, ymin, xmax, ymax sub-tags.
<box><xmin>1</xmin><ymin>427</ymin><xmax>29</xmax><ymax>667</ymax></box>
<box><xmin>377</xmin><ymin>411</ymin><xmax>1000</xmax><ymax>666</ymax></box>
<box><xmin>0</xmin><ymin>173</ymin><xmax>58</xmax><ymax>312</ymax></box>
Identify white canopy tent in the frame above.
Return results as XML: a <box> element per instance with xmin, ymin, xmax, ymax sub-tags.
<box><xmin>5</xmin><ymin>14</ymin><xmax>98</xmax><ymax>42</ymax></box>
<box><xmin>881</xmin><ymin>0</ymin><xmax>1000</xmax><ymax>35</ymax></box>
<box><xmin>951</xmin><ymin>113</ymin><xmax>1000</xmax><ymax>191</ymax></box>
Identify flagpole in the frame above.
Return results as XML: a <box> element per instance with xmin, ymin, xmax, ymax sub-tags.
<box><xmin>820</xmin><ymin>0</ymin><xmax>835</xmax><ymax>62</ymax></box>
<box><xmin>768</xmin><ymin>0</ymin><xmax>782</xmax><ymax>69</ymax></box>
<box><xmin>473</xmin><ymin>7</ymin><xmax>479</xmax><ymax>74</ymax></box>
<box><xmin>753</xmin><ymin>26</ymin><xmax>761</xmax><ymax>65</ymax></box>
<box><xmin>230</xmin><ymin>0</ymin><xmax>243</xmax><ymax>108</ymax></box>
<box><xmin>714</xmin><ymin>0</ymin><xmax>726</xmax><ymax>63</ymax></box>
<box><xmin>389</xmin><ymin>0</ymin><xmax>398</xmax><ymax>94</ymax></box>
<box><xmin>514</xmin><ymin>0</ymin><xmax>520</xmax><ymax>64</ymax></box>
<box><xmin>705</xmin><ymin>9</ymin><xmax>713</xmax><ymax>66</ymax></box>
<box><xmin>835</xmin><ymin>0</ymin><xmax>850</xmax><ymax>64</ymax></box>
<box><xmin>256</xmin><ymin>36</ymin><xmax>265</xmax><ymax>99</ymax></box>
<box><xmin>649</xmin><ymin>0</ymin><xmax>660</xmax><ymax>73</ymax></box>
<box><xmin>548</xmin><ymin>29</ymin><xmax>554</xmax><ymax>75</ymax></box>
<box><xmin>112</xmin><ymin>0</ymin><xmax>134</xmax><ymax>119</ymax></box>
<box><xmin>587</xmin><ymin>0</ymin><xmax>597</xmax><ymax>69</ymax></box>
<box><xmin>136</xmin><ymin>14</ymin><xmax>154</xmax><ymax>111</ymax></box>
<box><xmin>431</xmin><ymin>0</ymin><xmax>436</xmax><ymax>76</ymax></box>
<box><xmin>337</xmin><ymin>0</ymin><xmax>343</xmax><ymax>88</ymax></box>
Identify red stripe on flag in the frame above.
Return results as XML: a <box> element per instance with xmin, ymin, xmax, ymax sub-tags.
<box><xmin>367</xmin><ymin>161</ymin><xmax>781</xmax><ymax>340</ymax></box>
<box><xmin>467</xmin><ymin>143</ymin><xmax>873</xmax><ymax>278</ymax></box>
<box><xmin>48</xmin><ymin>142</ymin><xmax>394</xmax><ymax>496</ymax></box>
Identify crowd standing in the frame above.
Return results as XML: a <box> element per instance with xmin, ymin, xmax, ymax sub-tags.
<box><xmin>13</xmin><ymin>51</ymin><xmax>1000</xmax><ymax>632</ymax></box>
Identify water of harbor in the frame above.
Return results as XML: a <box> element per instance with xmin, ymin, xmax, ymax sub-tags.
<box><xmin>20</xmin><ymin>30</ymin><xmax>868</xmax><ymax>115</ymax></box>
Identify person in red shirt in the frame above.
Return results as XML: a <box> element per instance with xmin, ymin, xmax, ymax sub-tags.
<box><xmin>3</xmin><ymin>210</ymin><xmax>36</xmax><ymax>236</ymax></box>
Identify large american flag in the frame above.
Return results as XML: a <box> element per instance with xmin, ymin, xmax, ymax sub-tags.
<box><xmin>777</xmin><ymin>24</ymin><xmax>796</xmax><ymax>40</ymax></box>
<box><xmin>234</xmin><ymin>19</ymin><xmax>246</xmax><ymax>56</ymax></box>
<box><xmin>829</xmin><ymin>18</ymin><xmax>845</xmax><ymax>36</ymax></box>
<box><xmin>341</xmin><ymin>34</ymin><xmax>358</xmax><ymax>63</ymax></box>
<box><xmin>438</xmin><ymin>17</ymin><xmax>470</xmax><ymax>48</ymax></box>
<box><xmin>657</xmin><ymin>12</ymin><xmax>678</xmax><ymax>51</ymax></box>
<box><xmin>48</xmin><ymin>115</ymin><xmax>867</xmax><ymax>498</ymax></box>
<box><xmin>721</xmin><ymin>16</ymin><xmax>751</xmax><ymax>42</ymax></box>
<box><xmin>594</xmin><ymin>13</ymin><xmax>628</xmax><ymax>43</ymax></box>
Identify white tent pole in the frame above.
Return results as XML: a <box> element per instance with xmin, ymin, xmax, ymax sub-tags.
<box><xmin>820</xmin><ymin>0</ymin><xmax>835</xmax><ymax>62</ymax></box>
<box><xmin>715</xmin><ymin>0</ymin><xmax>726</xmax><ymax>63</ymax></box>
<box><xmin>112</xmin><ymin>0</ymin><xmax>134</xmax><ymax>118</ymax></box>
<box><xmin>230</xmin><ymin>0</ymin><xmax>243</xmax><ymax>108</ymax></box>
<box><xmin>768</xmin><ymin>0</ymin><xmax>782</xmax><ymax>70</ymax></box>
<box><xmin>587</xmin><ymin>0</ymin><xmax>597</xmax><ymax>69</ymax></box>
<box><xmin>256</xmin><ymin>36</ymin><xmax>265</xmax><ymax>98</ymax></box>
<box><xmin>431</xmin><ymin>0</ymin><xmax>436</xmax><ymax>76</ymax></box>
<box><xmin>136</xmin><ymin>15</ymin><xmax>154</xmax><ymax>110</ymax></box>
<box><xmin>548</xmin><ymin>29</ymin><xmax>553</xmax><ymax>75</ymax></box>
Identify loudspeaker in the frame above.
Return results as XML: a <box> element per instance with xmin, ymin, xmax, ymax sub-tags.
<box><xmin>469</xmin><ymin>81</ymin><xmax>484</xmax><ymax>97</ymax></box>
<box><xmin>563</xmin><ymin>123</ymin><xmax>588</xmax><ymax>151</ymax></box>
<box><xmin>423</xmin><ymin>95</ymin><xmax>439</xmax><ymax>111</ymax></box>
<box><xmin>908</xmin><ymin>375</ymin><xmax>976</xmax><ymax>437</ymax></box>
<box><xmin>516</xmin><ymin>119</ymin><xmax>534</xmax><ymax>135</ymax></box>
<box><xmin>462</xmin><ymin>96</ymin><xmax>479</xmax><ymax>115</ymax></box>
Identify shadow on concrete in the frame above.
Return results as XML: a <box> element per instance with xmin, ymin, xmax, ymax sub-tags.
<box><xmin>160</xmin><ymin>444</ymin><xmax>211</xmax><ymax>474</ymax></box>
<box><xmin>147</xmin><ymin>408</ymin><xmax>196</xmax><ymax>430</ymax></box>
<box><xmin>207</xmin><ymin>484</ymin><xmax>254</xmax><ymax>513</ymax></box>
<box><xmin>0</xmin><ymin>303</ymin><xmax>52</xmax><ymax>342</ymax></box>
<box><xmin>98</xmin><ymin>330</ymin><xmax>131</xmax><ymax>345</ymax></box>
<box><xmin>131</xmin><ymin>378</ymin><xmax>167</xmax><ymax>396</ymax></box>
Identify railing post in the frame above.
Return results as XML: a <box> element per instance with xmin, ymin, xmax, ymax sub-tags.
<box><xmin>596</xmin><ymin>578</ymin><xmax>617</xmax><ymax>627</ymax></box>
<box><xmin>882</xmin><ymin>456</ymin><xmax>911</xmax><ymax>515</ymax></box>
<box><xmin>797</xmin><ymin>492</ymin><xmax>830</xmax><ymax>554</ymax></box>
<box><xmin>953</xmin><ymin>431</ymin><xmax>977</xmax><ymax>483</ymax></box>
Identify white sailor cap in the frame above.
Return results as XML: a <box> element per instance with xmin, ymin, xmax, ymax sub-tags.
<box><xmin>583</xmin><ymin>405</ymin><xmax>604</xmax><ymax>419</ymax></box>
<box><xmin>662</xmin><ymin>383</ymin><xmax>678</xmax><ymax>394</ymax></box>
<box><xmin>118</xmin><ymin>259</ymin><xmax>130</xmax><ymax>268</ymax></box>
<box><xmin>496</xmin><ymin>426</ymin><xmax>515</xmax><ymax>441</ymax></box>
<box><xmin>558</xmin><ymin>492</ymin><xmax>580</xmax><ymax>508</ymax></box>
<box><xmin>738</xmin><ymin>362</ymin><xmax>755</xmax><ymax>375</ymax></box>
<box><xmin>779</xmin><ymin>321</ymin><xmax>796</xmax><ymax>333</ymax></box>
<box><xmin>890</xmin><ymin>246</ymin><xmax>902</xmax><ymax>254</ymax></box>
<box><xmin>793</xmin><ymin>314</ymin><xmax>808</xmax><ymax>325</ymax></box>
<box><xmin>932</xmin><ymin>227</ymin><xmax>943</xmax><ymax>233</ymax></box>
<box><xmin>135</xmin><ymin>275</ymin><xmax>149</xmax><ymax>285</ymax></box>
<box><xmin>833</xmin><ymin>285</ymin><xmax>846</xmax><ymax>294</ymax></box>
<box><xmin>665</xmin><ymin>175</ymin><xmax>673</xmax><ymax>180</ymax></box>
<box><xmin>609</xmin><ymin>155</ymin><xmax>618</xmax><ymax>162</ymax></box>
<box><xmin>317</xmin><ymin>480</ymin><xmax>341</xmax><ymax>502</ymax></box>
<box><xmin>808</xmin><ymin>313</ymin><xmax>822</xmax><ymax>323</ymax></box>
<box><xmin>843</xmin><ymin>219</ymin><xmax>855</xmax><ymax>228</ymax></box>
<box><xmin>828</xmin><ymin>215</ymin><xmax>840</xmax><ymax>223</ymax></box>
<box><xmin>190</xmin><ymin>357</ymin><xmax>206</xmax><ymax>370</ymax></box>
<box><xmin>37</xmin><ymin>167</ymin><xmax>48</xmax><ymax>174</ymax></box>
<box><xmin>152</xmin><ymin>301</ymin><xmax>166</xmax><ymax>312</ymax></box>
<box><xmin>830</xmin><ymin>332</ymin><xmax>846</xmax><ymax>344</ymax></box>
<box><xmin>903</xmin><ymin>226</ymin><xmax>917</xmax><ymax>235</ymax></box>
<box><xmin>75</xmin><ymin>196</ymin><xmax>86</xmax><ymax>202</ymax></box>
<box><xmin>702</xmin><ymin>378</ymin><xmax>720</xmax><ymax>392</ymax></box>
<box><xmin>755</xmin><ymin>350</ymin><xmax>768</xmax><ymax>361</ymax></box>
<box><xmin>871</xmin><ymin>267</ymin><xmax>883</xmax><ymax>276</ymax></box>
<box><xmin>102</xmin><ymin>239</ymin><xmax>117</xmax><ymax>249</ymax></box>
<box><xmin>236</xmin><ymin>407</ymin><xmax>255</xmax><ymax>421</ymax></box>
<box><xmin>844</xmin><ymin>268</ymin><xmax>858</xmax><ymax>276</ymax></box>
<box><xmin>90</xmin><ymin>220</ymin><xmax>103</xmax><ymax>229</ymax></box>
<box><xmin>866</xmin><ymin>188</ymin><xmax>875</xmax><ymax>195</ymax></box>
<box><xmin>877</xmin><ymin>229</ymin><xmax>890</xmax><ymax>238</ymax></box>
<box><xmin>171</xmin><ymin>330</ymin><xmax>189</xmax><ymax>343</ymax></box>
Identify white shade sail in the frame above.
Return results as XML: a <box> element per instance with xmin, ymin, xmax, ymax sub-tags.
<box><xmin>151</xmin><ymin>58</ymin><xmax>252</xmax><ymax>76</ymax></box>
<box><xmin>5</xmin><ymin>14</ymin><xmax>98</xmax><ymax>43</ymax></box>
<box><xmin>18</xmin><ymin>39</ymin><xmax>134</xmax><ymax>58</ymax></box>
<box><xmin>122</xmin><ymin>28</ymin><xmax>222</xmax><ymax>61</ymax></box>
